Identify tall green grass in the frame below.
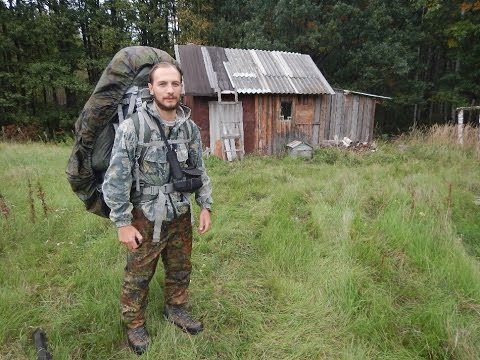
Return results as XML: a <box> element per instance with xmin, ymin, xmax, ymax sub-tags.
<box><xmin>1</xmin><ymin>131</ymin><xmax>480</xmax><ymax>359</ymax></box>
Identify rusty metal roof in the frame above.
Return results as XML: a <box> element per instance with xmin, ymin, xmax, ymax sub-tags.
<box><xmin>175</xmin><ymin>44</ymin><xmax>334</xmax><ymax>96</ymax></box>
<box><xmin>174</xmin><ymin>44</ymin><xmax>213</xmax><ymax>96</ymax></box>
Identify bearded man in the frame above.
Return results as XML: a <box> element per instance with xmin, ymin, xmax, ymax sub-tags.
<box><xmin>102</xmin><ymin>62</ymin><xmax>213</xmax><ymax>355</ymax></box>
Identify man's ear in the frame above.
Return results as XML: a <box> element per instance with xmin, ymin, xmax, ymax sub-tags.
<box><xmin>148</xmin><ymin>83</ymin><xmax>153</xmax><ymax>95</ymax></box>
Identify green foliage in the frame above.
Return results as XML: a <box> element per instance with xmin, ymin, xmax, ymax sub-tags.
<box><xmin>0</xmin><ymin>0</ymin><xmax>175</xmax><ymax>137</ymax></box>
<box><xmin>188</xmin><ymin>0</ymin><xmax>479</xmax><ymax>130</ymax></box>
<box><xmin>1</xmin><ymin>0</ymin><xmax>480</xmax><ymax>136</ymax></box>
<box><xmin>1</xmin><ymin>139</ymin><xmax>480</xmax><ymax>358</ymax></box>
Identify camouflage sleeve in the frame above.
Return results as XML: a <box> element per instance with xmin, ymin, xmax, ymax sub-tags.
<box><xmin>102</xmin><ymin>119</ymin><xmax>138</xmax><ymax>227</ymax></box>
<box><xmin>188</xmin><ymin>121</ymin><xmax>213</xmax><ymax>211</ymax></box>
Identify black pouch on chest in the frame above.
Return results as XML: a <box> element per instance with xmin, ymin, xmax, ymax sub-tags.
<box><xmin>172</xmin><ymin>166</ymin><xmax>203</xmax><ymax>193</ymax></box>
<box><xmin>161</xmin><ymin>125</ymin><xmax>203</xmax><ymax>193</ymax></box>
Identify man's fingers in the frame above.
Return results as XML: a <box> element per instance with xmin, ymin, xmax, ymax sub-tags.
<box><xmin>198</xmin><ymin>219</ymin><xmax>210</xmax><ymax>234</ymax></box>
<box><xmin>118</xmin><ymin>225</ymin><xmax>143</xmax><ymax>251</ymax></box>
<box><xmin>198</xmin><ymin>210</ymin><xmax>211</xmax><ymax>234</ymax></box>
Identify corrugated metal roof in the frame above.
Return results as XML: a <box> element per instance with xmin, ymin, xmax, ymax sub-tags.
<box><xmin>175</xmin><ymin>45</ymin><xmax>214</xmax><ymax>96</ymax></box>
<box><xmin>206</xmin><ymin>46</ymin><xmax>234</xmax><ymax>92</ymax></box>
<box><xmin>174</xmin><ymin>44</ymin><xmax>335</xmax><ymax>96</ymax></box>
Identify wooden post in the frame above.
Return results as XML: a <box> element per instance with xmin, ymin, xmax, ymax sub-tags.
<box><xmin>456</xmin><ymin>106</ymin><xmax>480</xmax><ymax>146</ymax></box>
<box><xmin>478</xmin><ymin>112</ymin><xmax>480</xmax><ymax>145</ymax></box>
<box><xmin>458</xmin><ymin>109</ymin><xmax>464</xmax><ymax>145</ymax></box>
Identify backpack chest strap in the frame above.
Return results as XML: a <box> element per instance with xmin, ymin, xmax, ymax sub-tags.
<box><xmin>142</xmin><ymin>183</ymin><xmax>174</xmax><ymax>195</ymax></box>
<box><xmin>141</xmin><ymin>139</ymin><xmax>189</xmax><ymax>149</ymax></box>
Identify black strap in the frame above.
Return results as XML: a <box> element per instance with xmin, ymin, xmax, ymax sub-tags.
<box><xmin>151</xmin><ymin>116</ymin><xmax>184</xmax><ymax>181</ymax></box>
<box><xmin>153</xmin><ymin>116</ymin><xmax>172</xmax><ymax>151</ymax></box>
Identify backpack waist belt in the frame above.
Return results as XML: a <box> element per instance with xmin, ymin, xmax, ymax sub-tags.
<box><xmin>141</xmin><ymin>184</ymin><xmax>174</xmax><ymax>243</ymax></box>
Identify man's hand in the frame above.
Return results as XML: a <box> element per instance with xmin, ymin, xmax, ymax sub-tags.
<box><xmin>198</xmin><ymin>208</ymin><xmax>211</xmax><ymax>234</ymax></box>
<box><xmin>118</xmin><ymin>225</ymin><xmax>143</xmax><ymax>251</ymax></box>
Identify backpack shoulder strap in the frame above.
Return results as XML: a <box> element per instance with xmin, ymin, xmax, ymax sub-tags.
<box><xmin>131</xmin><ymin>111</ymin><xmax>150</xmax><ymax>146</ymax></box>
<box><xmin>131</xmin><ymin>111</ymin><xmax>152</xmax><ymax>192</ymax></box>
<box><xmin>138</xmin><ymin>106</ymin><xmax>160</xmax><ymax>139</ymax></box>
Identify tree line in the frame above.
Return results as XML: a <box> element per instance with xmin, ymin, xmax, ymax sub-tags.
<box><xmin>1</xmin><ymin>0</ymin><xmax>479</xmax><ymax>138</ymax></box>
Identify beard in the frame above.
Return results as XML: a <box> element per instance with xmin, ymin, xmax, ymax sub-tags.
<box><xmin>154</xmin><ymin>97</ymin><xmax>180</xmax><ymax>112</ymax></box>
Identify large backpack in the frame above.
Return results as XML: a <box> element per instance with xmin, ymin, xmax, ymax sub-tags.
<box><xmin>66</xmin><ymin>46</ymin><xmax>178</xmax><ymax>218</ymax></box>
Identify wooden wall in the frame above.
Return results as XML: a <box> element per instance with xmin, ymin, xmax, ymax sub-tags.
<box><xmin>255</xmin><ymin>94</ymin><xmax>288</xmax><ymax>155</ymax></box>
<box><xmin>321</xmin><ymin>91</ymin><xmax>377</xmax><ymax>142</ymax></box>
<box><xmin>239</xmin><ymin>95</ymin><xmax>256</xmax><ymax>154</ymax></box>
<box><xmin>294</xmin><ymin>91</ymin><xmax>377</xmax><ymax>145</ymax></box>
<box><xmin>185</xmin><ymin>90</ymin><xmax>378</xmax><ymax>157</ymax></box>
<box><xmin>183</xmin><ymin>95</ymin><xmax>210</xmax><ymax>148</ymax></box>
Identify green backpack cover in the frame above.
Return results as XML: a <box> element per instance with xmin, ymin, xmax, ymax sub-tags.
<box><xmin>66</xmin><ymin>46</ymin><xmax>178</xmax><ymax>217</ymax></box>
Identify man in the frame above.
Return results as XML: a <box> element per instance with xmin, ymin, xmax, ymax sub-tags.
<box><xmin>102</xmin><ymin>62</ymin><xmax>213</xmax><ymax>355</ymax></box>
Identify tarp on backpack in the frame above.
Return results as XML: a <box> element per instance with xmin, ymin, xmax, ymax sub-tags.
<box><xmin>66</xmin><ymin>46</ymin><xmax>177</xmax><ymax>217</ymax></box>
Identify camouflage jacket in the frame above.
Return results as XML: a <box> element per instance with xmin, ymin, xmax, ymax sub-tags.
<box><xmin>102</xmin><ymin>101</ymin><xmax>213</xmax><ymax>228</ymax></box>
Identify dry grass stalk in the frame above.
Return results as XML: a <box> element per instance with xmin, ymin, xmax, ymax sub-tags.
<box><xmin>410</xmin><ymin>189</ymin><xmax>416</xmax><ymax>212</ymax></box>
<box><xmin>427</xmin><ymin>124</ymin><xmax>478</xmax><ymax>148</ymax></box>
<box><xmin>403</xmin><ymin>124</ymin><xmax>479</xmax><ymax>150</ymax></box>
<box><xmin>27</xmin><ymin>178</ymin><xmax>36</xmax><ymax>223</ymax></box>
<box><xmin>36</xmin><ymin>181</ymin><xmax>49</xmax><ymax>217</ymax></box>
<box><xmin>447</xmin><ymin>183</ymin><xmax>452</xmax><ymax>210</ymax></box>
<box><xmin>0</xmin><ymin>192</ymin><xmax>10</xmax><ymax>219</ymax></box>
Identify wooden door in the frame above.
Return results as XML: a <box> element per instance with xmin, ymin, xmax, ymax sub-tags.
<box><xmin>209</xmin><ymin>101</ymin><xmax>244</xmax><ymax>160</ymax></box>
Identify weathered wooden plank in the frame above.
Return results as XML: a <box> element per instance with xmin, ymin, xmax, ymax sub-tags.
<box><xmin>320</xmin><ymin>95</ymin><xmax>329</xmax><ymax>140</ymax></box>
<box><xmin>224</xmin><ymin>139</ymin><xmax>235</xmax><ymax>161</ymax></box>
<box><xmin>368</xmin><ymin>100</ymin><xmax>376</xmax><ymax>141</ymax></box>
<box><xmin>327</xmin><ymin>94</ymin><xmax>335</xmax><ymax>139</ymax></box>
<box><xmin>339</xmin><ymin>93</ymin><xmax>345</xmax><ymax>138</ymax></box>
<box><xmin>356</xmin><ymin>97</ymin><xmax>365</xmax><ymax>142</ymax></box>
<box><xmin>360</xmin><ymin>99</ymin><xmax>368</xmax><ymax>141</ymax></box>
<box><xmin>319</xmin><ymin>95</ymin><xmax>327</xmax><ymax>141</ymax></box>
<box><xmin>334</xmin><ymin>93</ymin><xmax>343</xmax><ymax>140</ymax></box>
<box><xmin>347</xmin><ymin>95</ymin><xmax>356</xmax><ymax>140</ymax></box>
<box><xmin>269</xmin><ymin>95</ymin><xmax>276</xmax><ymax>155</ymax></box>
<box><xmin>272</xmin><ymin>95</ymin><xmax>277</xmax><ymax>155</ymax></box>
<box><xmin>330</xmin><ymin>94</ymin><xmax>337</xmax><ymax>139</ymax></box>
<box><xmin>329</xmin><ymin>94</ymin><xmax>336</xmax><ymax>139</ymax></box>
<box><xmin>265</xmin><ymin>95</ymin><xmax>272</xmax><ymax>155</ymax></box>
<box><xmin>343</xmin><ymin>94</ymin><xmax>352</xmax><ymax>140</ymax></box>
<box><xmin>256</xmin><ymin>96</ymin><xmax>261</xmax><ymax>152</ymax></box>
<box><xmin>262</xmin><ymin>95</ymin><xmax>267</xmax><ymax>154</ymax></box>
<box><xmin>363</xmin><ymin>99</ymin><xmax>372</xmax><ymax>141</ymax></box>
<box><xmin>312</xmin><ymin>96</ymin><xmax>321</xmax><ymax>145</ymax></box>
<box><xmin>350</xmin><ymin>95</ymin><xmax>359</xmax><ymax>141</ymax></box>
<box><xmin>263</xmin><ymin>95</ymin><xmax>270</xmax><ymax>155</ymax></box>
<box><xmin>258</xmin><ymin>95</ymin><xmax>266</xmax><ymax>154</ymax></box>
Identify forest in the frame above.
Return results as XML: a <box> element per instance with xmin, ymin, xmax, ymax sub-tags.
<box><xmin>1</xmin><ymin>0</ymin><xmax>479</xmax><ymax>139</ymax></box>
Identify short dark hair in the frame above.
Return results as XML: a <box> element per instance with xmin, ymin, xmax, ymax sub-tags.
<box><xmin>148</xmin><ymin>61</ymin><xmax>183</xmax><ymax>84</ymax></box>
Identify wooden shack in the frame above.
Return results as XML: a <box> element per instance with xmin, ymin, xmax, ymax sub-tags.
<box><xmin>175</xmin><ymin>44</ymin><xmax>388</xmax><ymax>158</ymax></box>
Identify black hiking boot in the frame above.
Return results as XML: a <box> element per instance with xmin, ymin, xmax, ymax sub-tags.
<box><xmin>127</xmin><ymin>326</ymin><xmax>150</xmax><ymax>355</ymax></box>
<box><xmin>164</xmin><ymin>304</ymin><xmax>204</xmax><ymax>335</ymax></box>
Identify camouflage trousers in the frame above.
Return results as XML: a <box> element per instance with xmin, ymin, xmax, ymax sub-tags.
<box><xmin>121</xmin><ymin>208</ymin><xmax>193</xmax><ymax>329</ymax></box>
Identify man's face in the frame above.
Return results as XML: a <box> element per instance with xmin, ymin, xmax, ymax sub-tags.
<box><xmin>148</xmin><ymin>66</ymin><xmax>182</xmax><ymax>111</ymax></box>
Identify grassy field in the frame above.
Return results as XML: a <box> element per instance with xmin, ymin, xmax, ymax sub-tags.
<box><xmin>1</xmin><ymin>126</ymin><xmax>480</xmax><ymax>359</ymax></box>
